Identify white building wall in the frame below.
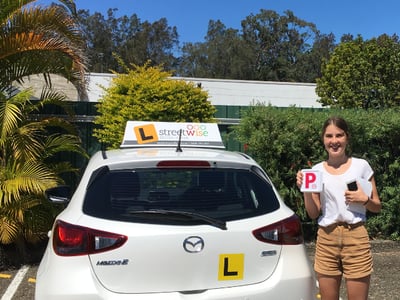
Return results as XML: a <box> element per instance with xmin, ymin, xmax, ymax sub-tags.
<box><xmin>178</xmin><ymin>77</ymin><xmax>320</xmax><ymax>107</ymax></box>
<box><xmin>20</xmin><ymin>72</ymin><xmax>321</xmax><ymax>108</ymax></box>
<box><xmin>86</xmin><ymin>73</ymin><xmax>322</xmax><ymax>108</ymax></box>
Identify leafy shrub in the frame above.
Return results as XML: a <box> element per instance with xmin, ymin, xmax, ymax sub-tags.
<box><xmin>233</xmin><ymin>105</ymin><xmax>400</xmax><ymax>239</ymax></box>
<box><xmin>94</xmin><ymin>63</ymin><xmax>216</xmax><ymax>148</ymax></box>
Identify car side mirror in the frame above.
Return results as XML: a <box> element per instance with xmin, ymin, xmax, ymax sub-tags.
<box><xmin>45</xmin><ymin>185</ymin><xmax>72</xmax><ymax>204</ymax></box>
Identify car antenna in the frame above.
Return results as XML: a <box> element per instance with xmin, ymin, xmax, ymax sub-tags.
<box><xmin>176</xmin><ymin>129</ymin><xmax>183</xmax><ymax>152</ymax></box>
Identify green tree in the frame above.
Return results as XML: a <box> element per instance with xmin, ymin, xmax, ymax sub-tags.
<box><xmin>316</xmin><ymin>34</ymin><xmax>400</xmax><ymax>108</ymax></box>
<box><xmin>295</xmin><ymin>32</ymin><xmax>336</xmax><ymax>82</ymax></box>
<box><xmin>77</xmin><ymin>9</ymin><xmax>113</xmax><ymax>72</ymax></box>
<box><xmin>94</xmin><ymin>62</ymin><xmax>216</xmax><ymax>148</ymax></box>
<box><xmin>179</xmin><ymin>10</ymin><xmax>330</xmax><ymax>82</ymax></box>
<box><xmin>179</xmin><ymin>20</ymin><xmax>253</xmax><ymax>79</ymax></box>
<box><xmin>0</xmin><ymin>0</ymin><xmax>87</xmax><ymax>98</ymax></box>
<box><xmin>240</xmin><ymin>9</ymin><xmax>320</xmax><ymax>82</ymax></box>
<box><xmin>77</xmin><ymin>8</ymin><xmax>179</xmax><ymax>73</ymax></box>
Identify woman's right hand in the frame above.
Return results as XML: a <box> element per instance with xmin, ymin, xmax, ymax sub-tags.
<box><xmin>296</xmin><ymin>170</ymin><xmax>303</xmax><ymax>190</ymax></box>
<box><xmin>297</xmin><ymin>170</ymin><xmax>321</xmax><ymax>219</ymax></box>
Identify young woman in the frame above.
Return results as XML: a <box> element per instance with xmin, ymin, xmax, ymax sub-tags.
<box><xmin>297</xmin><ymin>117</ymin><xmax>381</xmax><ymax>300</ymax></box>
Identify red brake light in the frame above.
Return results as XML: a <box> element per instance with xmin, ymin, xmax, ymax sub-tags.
<box><xmin>252</xmin><ymin>215</ymin><xmax>304</xmax><ymax>245</ymax></box>
<box><xmin>157</xmin><ymin>160</ymin><xmax>210</xmax><ymax>168</ymax></box>
<box><xmin>53</xmin><ymin>220</ymin><xmax>127</xmax><ymax>256</ymax></box>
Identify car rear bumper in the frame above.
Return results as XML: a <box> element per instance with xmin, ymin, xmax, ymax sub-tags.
<box><xmin>36</xmin><ymin>244</ymin><xmax>317</xmax><ymax>300</ymax></box>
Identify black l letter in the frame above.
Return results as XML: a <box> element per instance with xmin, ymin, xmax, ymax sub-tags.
<box><xmin>139</xmin><ymin>128</ymin><xmax>153</xmax><ymax>141</ymax></box>
<box><xmin>223</xmin><ymin>257</ymin><xmax>238</xmax><ymax>276</ymax></box>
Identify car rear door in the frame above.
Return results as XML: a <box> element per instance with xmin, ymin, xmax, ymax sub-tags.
<box><xmin>87</xmin><ymin>219</ymin><xmax>283</xmax><ymax>293</ymax></box>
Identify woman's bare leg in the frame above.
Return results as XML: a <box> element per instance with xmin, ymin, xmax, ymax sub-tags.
<box><xmin>318</xmin><ymin>274</ymin><xmax>342</xmax><ymax>300</ymax></box>
<box><xmin>346</xmin><ymin>275</ymin><xmax>370</xmax><ymax>300</ymax></box>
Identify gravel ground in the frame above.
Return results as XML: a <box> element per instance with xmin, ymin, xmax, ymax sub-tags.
<box><xmin>306</xmin><ymin>239</ymin><xmax>400</xmax><ymax>300</ymax></box>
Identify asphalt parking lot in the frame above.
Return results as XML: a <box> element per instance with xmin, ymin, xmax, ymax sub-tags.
<box><xmin>0</xmin><ymin>265</ymin><xmax>36</xmax><ymax>300</ymax></box>
<box><xmin>1</xmin><ymin>240</ymin><xmax>399</xmax><ymax>300</ymax></box>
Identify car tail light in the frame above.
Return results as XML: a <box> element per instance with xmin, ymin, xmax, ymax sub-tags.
<box><xmin>252</xmin><ymin>215</ymin><xmax>304</xmax><ymax>245</ymax></box>
<box><xmin>53</xmin><ymin>220</ymin><xmax>127</xmax><ymax>256</ymax></box>
<box><xmin>157</xmin><ymin>160</ymin><xmax>210</xmax><ymax>168</ymax></box>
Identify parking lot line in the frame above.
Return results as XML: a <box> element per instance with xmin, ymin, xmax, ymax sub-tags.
<box><xmin>1</xmin><ymin>265</ymin><xmax>29</xmax><ymax>300</ymax></box>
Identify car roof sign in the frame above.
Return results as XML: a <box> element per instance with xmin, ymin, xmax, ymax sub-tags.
<box><xmin>121</xmin><ymin>121</ymin><xmax>225</xmax><ymax>149</ymax></box>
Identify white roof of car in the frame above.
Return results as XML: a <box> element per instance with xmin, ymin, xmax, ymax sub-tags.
<box><xmin>114</xmin><ymin>146</ymin><xmax>249</xmax><ymax>160</ymax></box>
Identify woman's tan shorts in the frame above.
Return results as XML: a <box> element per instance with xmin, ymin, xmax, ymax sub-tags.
<box><xmin>314</xmin><ymin>223</ymin><xmax>372</xmax><ymax>279</ymax></box>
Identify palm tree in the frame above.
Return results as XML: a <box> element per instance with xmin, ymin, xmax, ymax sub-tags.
<box><xmin>0</xmin><ymin>89</ymin><xmax>88</xmax><ymax>254</ymax></box>
<box><xmin>0</xmin><ymin>0</ymin><xmax>87</xmax><ymax>98</ymax></box>
<box><xmin>0</xmin><ymin>0</ymin><xmax>88</xmax><ymax>256</ymax></box>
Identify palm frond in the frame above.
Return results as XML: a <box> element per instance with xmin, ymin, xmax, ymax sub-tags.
<box><xmin>0</xmin><ymin>1</ymin><xmax>87</xmax><ymax>95</ymax></box>
<box><xmin>0</xmin><ymin>96</ymin><xmax>22</xmax><ymax>140</ymax></box>
<box><xmin>0</xmin><ymin>216</ymin><xmax>19</xmax><ymax>244</ymax></box>
<box><xmin>47</xmin><ymin>161</ymin><xmax>79</xmax><ymax>178</ymax></box>
<box><xmin>8</xmin><ymin>123</ymin><xmax>45</xmax><ymax>161</ymax></box>
<box><xmin>19</xmin><ymin>195</ymin><xmax>54</xmax><ymax>242</ymax></box>
<box><xmin>44</xmin><ymin>133</ymin><xmax>87</xmax><ymax>157</ymax></box>
<box><xmin>0</xmin><ymin>0</ymin><xmax>33</xmax><ymax>22</ymax></box>
<box><xmin>56</xmin><ymin>0</ymin><xmax>77</xmax><ymax>16</ymax></box>
<box><xmin>1</xmin><ymin>161</ymin><xmax>59</xmax><ymax>206</ymax></box>
<box><xmin>0</xmin><ymin>194</ymin><xmax>46</xmax><ymax>244</ymax></box>
<box><xmin>40</xmin><ymin>116</ymin><xmax>80</xmax><ymax>134</ymax></box>
<box><xmin>38</xmin><ymin>87</ymin><xmax>68</xmax><ymax>106</ymax></box>
<box><xmin>0</xmin><ymin>88</ymin><xmax>32</xmax><ymax>139</ymax></box>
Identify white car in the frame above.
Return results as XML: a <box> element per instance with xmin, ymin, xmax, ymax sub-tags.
<box><xmin>35</xmin><ymin>121</ymin><xmax>317</xmax><ymax>299</ymax></box>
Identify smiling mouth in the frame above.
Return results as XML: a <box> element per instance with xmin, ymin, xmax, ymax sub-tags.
<box><xmin>330</xmin><ymin>144</ymin><xmax>341</xmax><ymax>151</ymax></box>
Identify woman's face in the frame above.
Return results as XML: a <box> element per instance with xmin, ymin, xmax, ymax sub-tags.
<box><xmin>323</xmin><ymin>124</ymin><xmax>348</xmax><ymax>158</ymax></box>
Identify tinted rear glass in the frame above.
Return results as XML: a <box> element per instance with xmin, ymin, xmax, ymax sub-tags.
<box><xmin>83</xmin><ymin>168</ymin><xmax>280</xmax><ymax>224</ymax></box>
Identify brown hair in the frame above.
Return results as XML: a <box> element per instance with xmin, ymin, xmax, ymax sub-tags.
<box><xmin>321</xmin><ymin>116</ymin><xmax>350</xmax><ymax>139</ymax></box>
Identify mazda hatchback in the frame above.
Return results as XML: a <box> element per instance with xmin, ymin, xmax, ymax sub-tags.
<box><xmin>35</xmin><ymin>121</ymin><xmax>316</xmax><ymax>299</ymax></box>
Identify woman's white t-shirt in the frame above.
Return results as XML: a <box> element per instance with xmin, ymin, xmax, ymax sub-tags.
<box><xmin>312</xmin><ymin>157</ymin><xmax>373</xmax><ymax>226</ymax></box>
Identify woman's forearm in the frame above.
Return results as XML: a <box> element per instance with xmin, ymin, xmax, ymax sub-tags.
<box><xmin>304</xmin><ymin>192</ymin><xmax>321</xmax><ymax>219</ymax></box>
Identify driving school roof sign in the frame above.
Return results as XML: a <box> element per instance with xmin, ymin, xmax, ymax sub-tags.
<box><xmin>121</xmin><ymin>121</ymin><xmax>225</xmax><ymax>149</ymax></box>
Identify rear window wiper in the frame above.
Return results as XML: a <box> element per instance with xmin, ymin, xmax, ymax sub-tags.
<box><xmin>128</xmin><ymin>209</ymin><xmax>227</xmax><ymax>230</ymax></box>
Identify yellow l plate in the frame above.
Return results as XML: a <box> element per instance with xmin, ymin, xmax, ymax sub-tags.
<box><xmin>218</xmin><ymin>253</ymin><xmax>244</xmax><ymax>280</ymax></box>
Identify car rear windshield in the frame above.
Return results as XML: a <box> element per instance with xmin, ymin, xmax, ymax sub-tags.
<box><xmin>82</xmin><ymin>167</ymin><xmax>280</xmax><ymax>224</ymax></box>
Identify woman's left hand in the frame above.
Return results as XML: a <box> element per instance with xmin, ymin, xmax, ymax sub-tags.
<box><xmin>344</xmin><ymin>182</ymin><xmax>369</xmax><ymax>205</ymax></box>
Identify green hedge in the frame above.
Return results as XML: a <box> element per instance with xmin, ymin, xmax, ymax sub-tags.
<box><xmin>232</xmin><ymin>105</ymin><xmax>400</xmax><ymax>240</ymax></box>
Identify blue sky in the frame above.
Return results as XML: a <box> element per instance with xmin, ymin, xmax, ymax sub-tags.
<box><xmin>42</xmin><ymin>0</ymin><xmax>399</xmax><ymax>44</ymax></box>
